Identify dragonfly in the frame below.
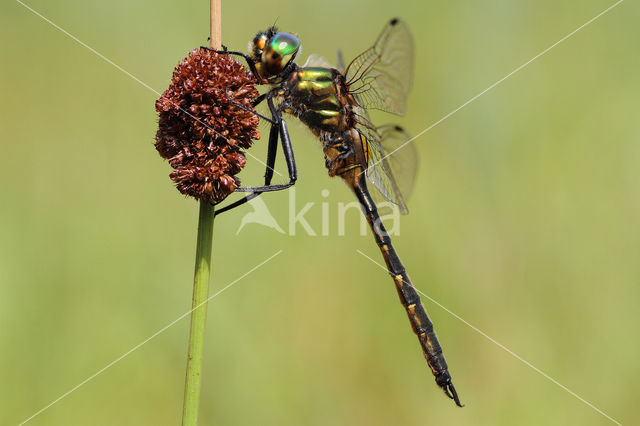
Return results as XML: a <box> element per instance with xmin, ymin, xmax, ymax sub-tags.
<box><xmin>205</xmin><ymin>18</ymin><xmax>463</xmax><ymax>406</ymax></box>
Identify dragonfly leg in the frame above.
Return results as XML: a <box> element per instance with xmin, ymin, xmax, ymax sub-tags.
<box><xmin>252</xmin><ymin>93</ymin><xmax>267</xmax><ymax>108</ymax></box>
<box><xmin>224</xmin><ymin>86</ymin><xmax>275</xmax><ymax>124</ymax></box>
<box><xmin>215</xmin><ymin>92</ymin><xmax>297</xmax><ymax>215</ymax></box>
<box><xmin>235</xmin><ymin>92</ymin><xmax>297</xmax><ymax>192</ymax></box>
<box><xmin>200</xmin><ymin>46</ymin><xmax>262</xmax><ymax>82</ymax></box>
<box><xmin>214</xmin><ymin>120</ymin><xmax>279</xmax><ymax>215</ymax></box>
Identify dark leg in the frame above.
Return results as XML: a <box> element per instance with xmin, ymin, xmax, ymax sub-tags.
<box><xmin>214</xmin><ymin>93</ymin><xmax>297</xmax><ymax>214</ymax></box>
<box><xmin>213</xmin><ymin>87</ymin><xmax>273</xmax><ymax>214</ymax></box>
<box><xmin>224</xmin><ymin>87</ymin><xmax>275</xmax><ymax>124</ymax></box>
<box><xmin>252</xmin><ymin>93</ymin><xmax>267</xmax><ymax>108</ymax></box>
<box><xmin>200</xmin><ymin>46</ymin><xmax>261</xmax><ymax>80</ymax></box>
<box><xmin>234</xmin><ymin>93</ymin><xmax>297</xmax><ymax>193</ymax></box>
<box><xmin>214</xmin><ymin>121</ymin><xmax>279</xmax><ymax>216</ymax></box>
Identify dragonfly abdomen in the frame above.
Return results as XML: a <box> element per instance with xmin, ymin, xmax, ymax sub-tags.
<box><xmin>395</xmin><ymin>271</ymin><xmax>450</xmax><ymax>377</ymax></box>
<box><xmin>380</xmin><ymin>227</ymin><xmax>450</xmax><ymax>377</ymax></box>
<box><xmin>319</xmin><ymin>130</ymin><xmax>367</xmax><ymax>178</ymax></box>
<box><xmin>352</xmin><ymin>176</ymin><xmax>463</xmax><ymax>406</ymax></box>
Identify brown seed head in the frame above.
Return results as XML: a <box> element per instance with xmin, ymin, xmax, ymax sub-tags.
<box><xmin>155</xmin><ymin>48</ymin><xmax>260</xmax><ymax>203</ymax></box>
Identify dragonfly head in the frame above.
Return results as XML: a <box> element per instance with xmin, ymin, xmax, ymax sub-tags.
<box><xmin>250</xmin><ymin>27</ymin><xmax>300</xmax><ymax>83</ymax></box>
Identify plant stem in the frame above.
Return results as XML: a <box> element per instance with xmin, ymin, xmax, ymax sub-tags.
<box><xmin>181</xmin><ymin>2</ymin><xmax>220</xmax><ymax>424</ymax></box>
<box><xmin>182</xmin><ymin>201</ymin><xmax>215</xmax><ymax>426</ymax></box>
<box><xmin>209</xmin><ymin>0</ymin><xmax>221</xmax><ymax>50</ymax></box>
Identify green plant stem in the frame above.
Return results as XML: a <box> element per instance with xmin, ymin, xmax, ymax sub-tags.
<box><xmin>182</xmin><ymin>201</ymin><xmax>215</xmax><ymax>426</ymax></box>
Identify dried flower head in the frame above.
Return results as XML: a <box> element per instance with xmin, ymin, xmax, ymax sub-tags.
<box><xmin>155</xmin><ymin>48</ymin><xmax>260</xmax><ymax>203</ymax></box>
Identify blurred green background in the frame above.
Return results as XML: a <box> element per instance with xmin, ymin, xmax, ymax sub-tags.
<box><xmin>1</xmin><ymin>0</ymin><xmax>638</xmax><ymax>425</ymax></box>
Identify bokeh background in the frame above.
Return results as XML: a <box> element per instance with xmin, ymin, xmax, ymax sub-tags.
<box><xmin>1</xmin><ymin>0</ymin><xmax>638</xmax><ymax>425</ymax></box>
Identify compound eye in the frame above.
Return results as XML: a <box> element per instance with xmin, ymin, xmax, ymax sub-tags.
<box><xmin>269</xmin><ymin>33</ymin><xmax>300</xmax><ymax>58</ymax></box>
<box><xmin>260</xmin><ymin>32</ymin><xmax>300</xmax><ymax>79</ymax></box>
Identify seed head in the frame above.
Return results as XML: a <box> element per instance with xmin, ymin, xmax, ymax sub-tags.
<box><xmin>155</xmin><ymin>48</ymin><xmax>260</xmax><ymax>203</ymax></box>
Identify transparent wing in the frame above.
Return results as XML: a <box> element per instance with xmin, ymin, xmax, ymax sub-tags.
<box><xmin>345</xmin><ymin>18</ymin><xmax>414</xmax><ymax>116</ymax></box>
<box><xmin>302</xmin><ymin>54</ymin><xmax>334</xmax><ymax>68</ymax></box>
<box><xmin>336</xmin><ymin>50</ymin><xmax>345</xmax><ymax>74</ymax></box>
<box><xmin>354</xmin><ymin>111</ymin><xmax>418</xmax><ymax>215</ymax></box>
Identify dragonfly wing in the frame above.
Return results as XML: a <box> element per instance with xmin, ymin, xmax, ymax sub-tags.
<box><xmin>302</xmin><ymin>54</ymin><xmax>334</xmax><ymax>68</ymax></box>
<box><xmin>336</xmin><ymin>50</ymin><xmax>345</xmax><ymax>74</ymax></box>
<box><xmin>356</xmin><ymin>117</ymin><xmax>417</xmax><ymax>215</ymax></box>
<box><xmin>345</xmin><ymin>18</ymin><xmax>414</xmax><ymax>116</ymax></box>
<box><xmin>377</xmin><ymin>125</ymin><xmax>418</xmax><ymax>203</ymax></box>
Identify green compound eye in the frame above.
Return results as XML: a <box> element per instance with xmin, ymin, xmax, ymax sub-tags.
<box><xmin>270</xmin><ymin>33</ymin><xmax>300</xmax><ymax>57</ymax></box>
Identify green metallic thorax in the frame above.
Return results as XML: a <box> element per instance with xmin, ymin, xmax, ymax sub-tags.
<box><xmin>283</xmin><ymin>67</ymin><xmax>351</xmax><ymax>132</ymax></box>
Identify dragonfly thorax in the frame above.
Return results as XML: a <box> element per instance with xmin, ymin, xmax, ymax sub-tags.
<box><xmin>280</xmin><ymin>67</ymin><xmax>356</xmax><ymax>133</ymax></box>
